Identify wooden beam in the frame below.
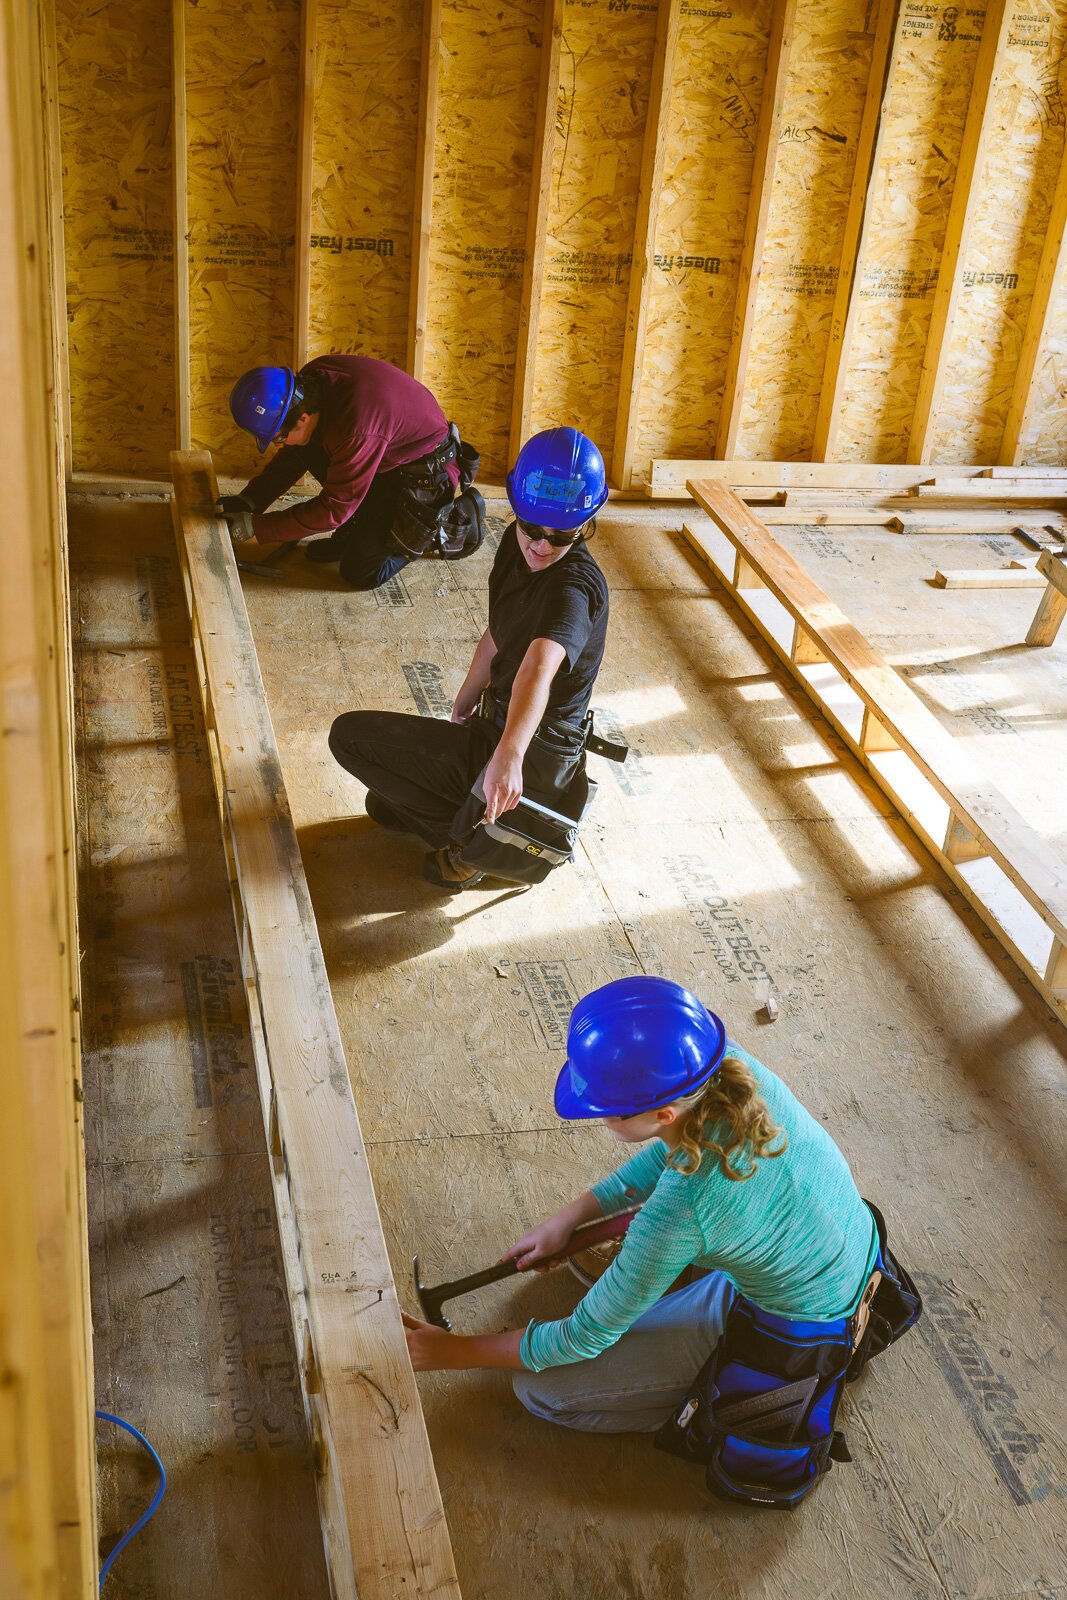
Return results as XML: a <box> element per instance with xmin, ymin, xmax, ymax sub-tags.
<box><xmin>39</xmin><ymin>0</ymin><xmax>70</xmax><ymax>481</ymax></box>
<box><xmin>812</xmin><ymin>0</ymin><xmax>899</xmax><ymax>461</ymax></box>
<box><xmin>508</xmin><ymin>0</ymin><xmax>563</xmax><ymax>463</ymax></box>
<box><xmin>1025</xmin><ymin>552</ymin><xmax>1067</xmax><ymax>647</ymax></box>
<box><xmin>894</xmin><ymin>509</ymin><xmax>1067</xmax><ymax>535</ymax></box>
<box><xmin>999</xmin><ymin>124</ymin><xmax>1067</xmax><ymax>465</ymax></box>
<box><xmin>172</xmin><ymin>0</ymin><xmax>191</xmax><ymax>449</ymax></box>
<box><xmin>758</xmin><ymin>507</ymin><xmax>898</xmax><ymax>526</ymax></box>
<box><xmin>649</xmin><ymin>457</ymin><xmax>994</xmax><ymax>496</ymax></box>
<box><xmin>932</xmin><ymin>567</ymin><xmax>1046</xmax><ymax>589</ymax></box>
<box><xmin>293</xmin><ymin>0</ymin><xmax>317</xmax><ymax>371</ymax></box>
<box><xmin>407</xmin><ymin>0</ymin><xmax>441</xmax><ymax>380</ymax></box>
<box><xmin>907</xmin><ymin>0</ymin><xmax>1013</xmax><ymax>463</ymax></box>
<box><xmin>610</xmin><ymin>0</ymin><xmax>681</xmax><ymax>490</ymax></box>
<box><xmin>683</xmin><ymin>479</ymin><xmax>1067</xmax><ymax>1024</ymax></box>
<box><xmin>1046</xmin><ymin>938</ymin><xmax>1067</xmax><ymax>998</ymax></box>
<box><xmin>860</xmin><ymin>708</ymin><xmax>898</xmax><ymax>753</ymax></box>
<box><xmin>1</xmin><ymin>0</ymin><xmax>96</xmax><ymax>1587</ymax></box>
<box><xmin>171</xmin><ymin>451</ymin><xmax>461</xmax><ymax>1600</ymax></box>
<box><xmin>910</xmin><ymin>479</ymin><xmax>1066</xmax><ymax>501</ymax></box>
<box><xmin>944</xmin><ymin>812</ymin><xmax>986</xmax><ymax>864</ymax></box>
<box><xmin>715</xmin><ymin>0</ymin><xmax>797</xmax><ymax>459</ymax></box>
<box><xmin>792</xmin><ymin>626</ymin><xmax>825</xmax><ymax>664</ymax></box>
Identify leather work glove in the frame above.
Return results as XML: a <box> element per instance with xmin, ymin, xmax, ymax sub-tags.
<box><xmin>217</xmin><ymin>493</ymin><xmax>255</xmax><ymax>545</ymax></box>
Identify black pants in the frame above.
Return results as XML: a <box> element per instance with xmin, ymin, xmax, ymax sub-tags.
<box><xmin>303</xmin><ymin>443</ymin><xmax>454</xmax><ymax>591</ymax></box>
<box><xmin>328</xmin><ymin>710</ymin><xmax>585</xmax><ymax>848</ymax></box>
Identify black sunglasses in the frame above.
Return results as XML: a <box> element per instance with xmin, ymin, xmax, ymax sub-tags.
<box><xmin>516</xmin><ymin>517</ymin><xmax>584</xmax><ymax>549</ymax></box>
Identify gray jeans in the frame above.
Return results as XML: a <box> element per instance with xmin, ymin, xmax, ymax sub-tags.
<box><xmin>512</xmin><ymin>1271</ymin><xmax>737</xmax><ymax>1434</ymax></box>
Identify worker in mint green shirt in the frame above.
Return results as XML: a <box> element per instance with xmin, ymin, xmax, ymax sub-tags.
<box><xmin>403</xmin><ymin>975</ymin><xmax>880</xmax><ymax>1435</ymax></box>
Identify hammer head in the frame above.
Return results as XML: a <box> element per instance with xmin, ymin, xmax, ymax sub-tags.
<box><xmin>412</xmin><ymin>1255</ymin><xmax>452</xmax><ymax>1331</ymax></box>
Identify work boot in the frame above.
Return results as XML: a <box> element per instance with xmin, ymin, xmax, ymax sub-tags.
<box><xmin>305</xmin><ymin>535</ymin><xmax>343</xmax><ymax>564</ymax></box>
<box><xmin>422</xmin><ymin>844</ymin><xmax>485</xmax><ymax>893</ymax></box>
<box><xmin>365</xmin><ymin>792</ymin><xmax>410</xmax><ymax>832</ymax></box>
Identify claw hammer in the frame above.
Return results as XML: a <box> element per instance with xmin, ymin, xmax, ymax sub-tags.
<box><xmin>413</xmin><ymin>1209</ymin><xmax>637</xmax><ymax>1330</ymax></box>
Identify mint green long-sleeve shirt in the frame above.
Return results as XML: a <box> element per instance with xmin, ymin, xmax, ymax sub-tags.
<box><xmin>520</xmin><ymin>1044</ymin><xmax>878</xmax><ymax>1372</ymax></box>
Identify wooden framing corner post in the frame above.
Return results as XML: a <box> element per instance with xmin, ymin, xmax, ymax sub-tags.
<box><xmin>170</xmin><ymin>450</ymin><xmax>461</xmax><ymax>1600</ymax></box>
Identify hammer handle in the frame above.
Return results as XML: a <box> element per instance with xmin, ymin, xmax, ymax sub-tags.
<box><xmin>428</xmin><ymin>1209</ymin><xmax>637</xmax><ymax>1307</ymax></box>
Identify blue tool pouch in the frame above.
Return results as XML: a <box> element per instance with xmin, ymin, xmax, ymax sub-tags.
<box><xmin>655</xmin><ymin>1201</ymin><xmax>922</xmax><ymax>1508</ymax></box>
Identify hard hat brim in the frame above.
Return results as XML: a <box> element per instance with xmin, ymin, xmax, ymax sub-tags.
<box><xmin>553</xmin><ymin>1026</ymin><xmax>727</xmax><ymax>1121</ymax></box>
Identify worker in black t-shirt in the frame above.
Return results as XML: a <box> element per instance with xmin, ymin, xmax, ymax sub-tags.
<box><xmin>327</xmin><ymin>427</ymin><xmax>610</xmax><ymax>891</ymax></box>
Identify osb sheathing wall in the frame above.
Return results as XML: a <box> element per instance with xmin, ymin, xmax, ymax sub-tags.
<box><xmin>54</xmin><ymin>0</ymin><xmax>1067</xmax><ymax>484</ymax></box>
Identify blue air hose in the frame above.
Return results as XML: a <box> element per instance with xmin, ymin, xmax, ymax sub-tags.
<box><xmin>94</xmin><ymin>1410</ymin><xmax>166</xmax><ymax>1591</ymax></box>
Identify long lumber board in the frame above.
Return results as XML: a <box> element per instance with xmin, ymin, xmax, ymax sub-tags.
<box><xmin>931</xmin><ymin>567</ymin><xmax>1045</xmax><ymax>589</ymax></box>
<box><xmin>910</xmin><ymin>480</ymin><xmax>1067</xmax><ymax>501</ymax></box>
<box><xmin>683</xmin><ymin>479</ymin><xmax>1067</xmax><ymax>1024</ymax></box>
<box><xmin>170</xmin><ymin>451</ymin><xmax>461</xmax><ymax>1600</ymax></box>
<box><xmin>648</xmin><ymin>459</ymin><xmax>996</xmax><ymax>498</ymax></box>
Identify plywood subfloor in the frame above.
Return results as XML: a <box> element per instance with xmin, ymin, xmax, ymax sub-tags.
<box><xmin>72</xmin><ymin>490</ymin><xmax>1067</xmax><ymax>1598</ymax></box>
<box><xmin>69</xmin><ymin>499</ymin><xmax>331</xmax><ymax>1599</ymax></box>
<box><xmin>236</xmin><ymin>501</ymin><xmax>1067</xmax><ymax>1599</ymax></box>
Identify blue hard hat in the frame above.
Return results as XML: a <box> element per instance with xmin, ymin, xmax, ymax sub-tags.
<box><xmin>554</xmin><ymin>977</ymin><xmax>727</xmax><ymax>1119</ymax></box>
<box><xmin>506</xmin><ymin>427</ymin><xmax>609</xmax><ymax>532</ymax></box>
<box><xmin>229</xmin><ymin>365</ymin><xmax>297</xmax><ymax>453</ymax></box>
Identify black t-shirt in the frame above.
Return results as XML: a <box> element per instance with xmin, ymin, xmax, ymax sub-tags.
<box><xmin>487</xmin><ymin>524</ymin><xmax>609</xmax><ymax>728</ymax></box>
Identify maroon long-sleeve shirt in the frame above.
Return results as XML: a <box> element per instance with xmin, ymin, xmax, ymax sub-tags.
<box><xmin>240</xmin><ymin>354</ymin><xmax>456</xmax><ymax>543</ymax></box>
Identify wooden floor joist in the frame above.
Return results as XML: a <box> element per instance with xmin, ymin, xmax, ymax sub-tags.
<box><xmin>683</xmin><ymin>479</ymin><xmax>1067</xmax><ymax>1025</ymax></box>
<box><xmin>170</xmin><ymin>450</ymin><xmax>461</xmax><ymax>1600</ymax></box>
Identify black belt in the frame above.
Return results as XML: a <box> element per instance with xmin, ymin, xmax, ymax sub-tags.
<box><xmin>398</xmin><ymin>430</ymin><xmax>457</xmax><ymax>488</ymax></box>
<box><xmin>480</xmin><ymin>693</ymin><xmax>628</xmax><ymax>764</ymax></box>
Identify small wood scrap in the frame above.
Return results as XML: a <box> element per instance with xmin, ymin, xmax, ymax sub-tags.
<box><xmin>1024</xmin><ymin>551</ymin><xmax>1067</xmax><ymax>647</ymax></box>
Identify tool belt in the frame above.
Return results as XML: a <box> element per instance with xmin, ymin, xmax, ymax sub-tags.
<box><xmin>478</xmin><ymin>690</ymin><xmax>630</xmax><ymax>761</ymax></box>
<box><xmin>655</xmin><ymin>1201</ymin><xmax>922</xmax><ymax>1509</ymax></box>
<box><xmin>453</xmin><ymin>704</ymin><xmax>628</xmax><ymax>886</ymax></box>
<box><xmin>389</xmin><ymin>423</ymin><xmax>485</xmax><ymax>561</ymax></box>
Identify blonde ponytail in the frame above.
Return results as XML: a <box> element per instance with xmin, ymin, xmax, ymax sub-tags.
<box><xmin>669</xmin><ymin>1052</ymin><xmax>787</xmax><ymax>1180</ymax></box>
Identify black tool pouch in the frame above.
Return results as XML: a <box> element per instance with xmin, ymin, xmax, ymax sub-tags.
<box><xmin>389</xmin><ymin>485</ymin><xmax>449</xmax><ymax>558</ymax></box>
<box><xmin>450</xmin><ymin>709</ymin><xmax>628</xmax><ymax>884</ymax></box>
<box><xmin>439</xmin><ymin>487</ymin><xmax>486</xmax><ymax>560</ymax></box>
<box><xmin>388</xmin><ymin>424</ymin><xmax>483</xmax><ymax>560</ymax></box>
<box><xmin>454</xmin><ymin>769</ymin><xmax>595</xmax><ymax>886</ymax></box>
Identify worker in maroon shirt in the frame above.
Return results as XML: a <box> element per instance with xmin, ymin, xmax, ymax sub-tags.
<box><xmin>221</xmin><ymin>355</ymin><xmax>483</xmax><ymax>589</ymax></box>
